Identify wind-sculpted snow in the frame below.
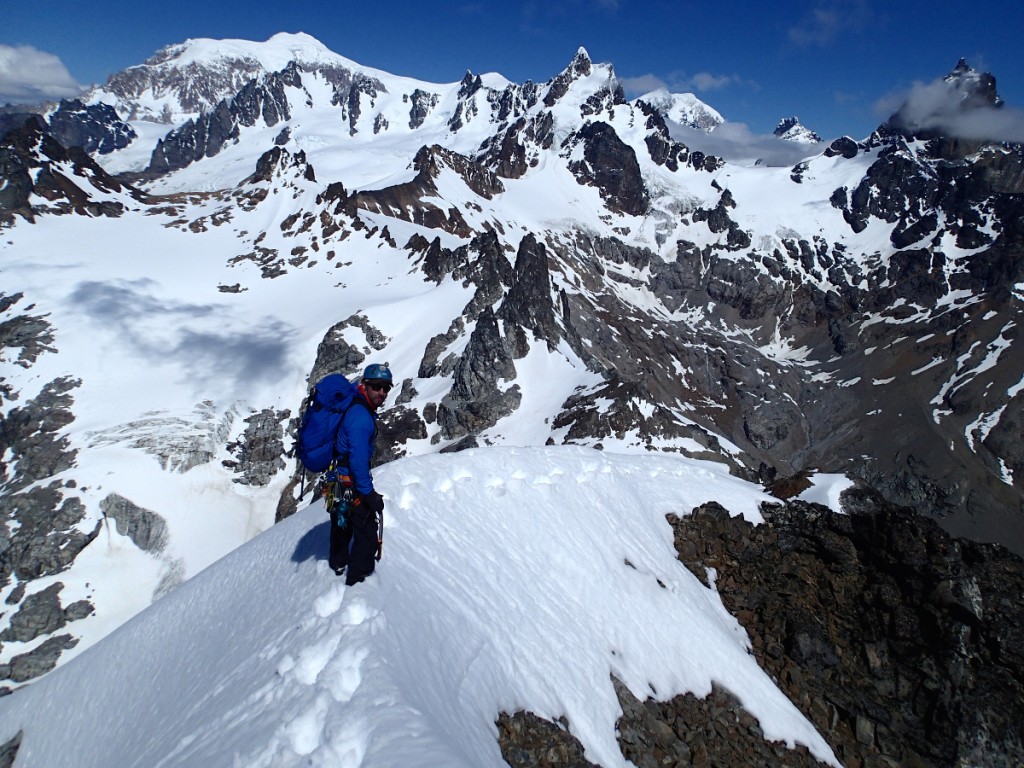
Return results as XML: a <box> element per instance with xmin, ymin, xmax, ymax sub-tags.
<box><xmin>0</xmin><ymin>447</ymin><xmax>839</xmax><ymax>768</ymax></box>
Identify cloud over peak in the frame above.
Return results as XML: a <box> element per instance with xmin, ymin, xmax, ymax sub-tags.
<box><xmin>619</xmin><ymin>70</ymin><xmax>743</xmax><ymax>99</ymax></box>
<box><xmin>885</xmin><ymin>71</ymin><xmax>1024</xmax><ymax>144</ymax></box>
<box><xmin>0</xmin><ymin>44</ymin><xmax>84</xmax><ymax>105</ymax></box>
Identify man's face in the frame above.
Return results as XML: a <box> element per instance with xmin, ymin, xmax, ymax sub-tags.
<box><xmin>364</xmin><ymin>379</ymin><xmax>391</xmax><ymax>409</ymax></box>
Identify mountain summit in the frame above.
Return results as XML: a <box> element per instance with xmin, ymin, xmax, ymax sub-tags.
<box><xmin>773</xmin><ymin>116</ymin><xmax>822</xmax><ymax>143</ymax></box>
<box><xmin>882</xmin><ymin>58</ymin><xmax>1012</xmax><ymax>143</ymax></box>
<box><xmin>637</xmin><ymin>87</ymin><xmax>724</xmax><ymax>132</ymax></box>
<box><xmin>89</xmin><ymin>32</ymin><xmax>362</xmax><ymax>123</ymax></box>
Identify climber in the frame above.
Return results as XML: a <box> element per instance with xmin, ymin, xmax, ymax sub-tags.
<box><xmin>328</xmin><ymin>362</ymin><xmax>392</xmax><ymax>585</ymax></box>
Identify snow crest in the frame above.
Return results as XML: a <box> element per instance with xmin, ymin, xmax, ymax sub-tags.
<box><xmin>0</xmin><ymin>447</ymin><xmax>838</xmax><ymax>768</ymax></box>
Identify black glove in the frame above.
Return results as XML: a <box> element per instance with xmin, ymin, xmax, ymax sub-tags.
<box><xmin>361</xmin><ymin>491</ymin><xmax>384</xmax><ymax>515</ymax></box>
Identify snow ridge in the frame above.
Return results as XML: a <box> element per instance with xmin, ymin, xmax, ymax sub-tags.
<box><xmin>0</xmin><ymin>448</ymin><xmax>838</xmax><ymax>768</ymax></box>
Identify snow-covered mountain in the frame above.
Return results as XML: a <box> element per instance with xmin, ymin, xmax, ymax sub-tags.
<box><xmin>635</xmin><ymin>87</ymin><xmax>724</xmax><ymax>132</ymax></box>
<box><xmin>773</xmin><ymin>116</ymin><xmax>822</xmax><ymax>144</ymax></box>
<box><xmin>1</xmin><ymin>33</ymin><xmax>1023</xmax><ymax>764</ymax></box>
<box><xmin>86</xmin><ymin>32</ymin><xmax>368</xmax><ymax>125</ymax></box>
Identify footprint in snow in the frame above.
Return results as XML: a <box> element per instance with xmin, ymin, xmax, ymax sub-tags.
<box><xmin>291</xmin><ymin>631</ymin><xmax>343</xmax><ymax>686</ymax></box>
<box><xmin>323</xmin><ymin>644</ymin><xmax>370</xmax><ymax>704</ymax></box>
<box><xmin>314</xmin><ymin>582</ymin><xmax>346</xmax><ymax>618</ymax></box>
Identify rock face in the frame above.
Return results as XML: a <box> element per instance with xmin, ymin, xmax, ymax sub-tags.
<box><xmin>99</xmin><ymin>495</ymin><xmax>169</xmax><ymax>553</ymax></box>
<box><xmin>437</xmin><ymin>306</ymin><xmax>522</xmax><ymax>440</ymax></box>
<box><xmin>0</xmin><ymin>316</ymin><xmax>97</xmax><ymax>689</ymax></box>
<box><xmin>0</xmin><ymin>116</ymin><xmax>144</xmax><ymax>224</ymax></box>
<box><xmin>228</xmin><ymin>409</ymin><xmax>290</xmax><ymax>487</ymax></box>
<box><xmin>146</xmin><ymin>63</ymin><xmax>299</xmax><ymax>176</ymax></box>
<box><xmin>499</xmin><ymin>492</ymin><xmax>1024</xmax><ymax>768</ymax></box>
<box><xmin>351</xmin><ymin>144</ymin><xmax>503</xmax><ymax>235</ymax></box>
<box><xmin>566</xmin><ymin>121</ymin><xmax>649</xmax><ymax>216</ymax></box>
<box><xmin>46</xmin><ymin>99</ymin><xmax>136</xmax><ymax>154</ymax></box>
<box><xmin>672</xmin><ymin>493</ymin><xmax>1024</xmax><ymax>768</ymax></box>
<box><xmin>0</xmin><ymin>376</ymin><xmax>94</xmax><ymax>584</ymax></box>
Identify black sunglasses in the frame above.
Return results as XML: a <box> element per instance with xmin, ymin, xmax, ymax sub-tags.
<box><xmin>366</xmin><ymin>381</ymin><xmax>392</xmax><ymax>393</ymax></box>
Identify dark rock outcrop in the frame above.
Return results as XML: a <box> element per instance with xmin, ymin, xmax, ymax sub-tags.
<box><xmin>566</xmin><ymin>121</ymin><xmax>649</xmax><ymax>216</ymax></box>
<box><xmin>0</xmin><ymin>117</ymin><xmax>142</xmax><ymax>224</ymax></box>
<box><xmin>99</xmin><ymin>495</ymin><xmax>169</xmax><ymax>553</ymax></box>
<box><xmin>0</xmin><ymin>376</ymin><xmax>96</xmax><ymax>583</ymax></box>
<box><xmin>0</xmin><ymin>634</ymin><xmax>78</xmax><ymax>685</ymax></box>
<box><xmin>0</xmin><ymin>731</ymin><xmax>21</xmax><ymax>767</ymax></box>
<box><xmin>407</xmin><ymin>88</ymin><xmax>439</xmax><ymax>129</ymax></box>
<box><xmin>672</xmin><ymin>492</ymin><xmax>1024</xmax><ymax>768</ymax></box>
<box><xmin>498</xmin><ymin>712</ymin><xmax>598</xmax><ymax>767</ymax></box>
<box><xmin>436</xmin><ymin>306</ymin><xmax>521</xmax><ymax>440</ymax></box>
<box><xmin>46</xmin><ymin>99</ymin><xmax>136</xmax><ymax>154</ymax></box>
<box><xmin>307</xmin><ymin>314</ymin><xmax>389</xmax><ymax>385</ymax></box>
<box><xmin>500</xmin><ymin>492</ymin><xmax>1024</xmax><ymax>768</ymax></box>
<box><xmin>229</xmin><ymin>409</ymin><xmax>290</xmax><ymax>487</ymax></box>
<box><xmin>497</xmin><ymin>234</ymin><xmax>560</xmax><ymax>356</ymax></box>
<box><xmin>352</xmin><ymin>145</ymin><xmax>502</xmax><ymax>236</ymax></box>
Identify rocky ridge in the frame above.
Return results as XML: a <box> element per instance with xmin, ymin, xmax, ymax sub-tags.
<box><xmin>497</xmin><ymin>491</ymin><xmax>1024</xmax><ymax>768</ymax></box>
<box><xmin>0</xmin><ymin>116</ymin><xmax>145</xmax><ymax>224</ymax></box>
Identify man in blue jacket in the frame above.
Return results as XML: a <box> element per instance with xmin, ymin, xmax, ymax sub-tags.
<box><xmin>329</xmin><ymin>362</ymin><xmax>392</xmax><ymax>585</ymax></box>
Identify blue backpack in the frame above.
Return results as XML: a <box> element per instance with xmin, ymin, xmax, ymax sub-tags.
<box><xmin>295</xmin><ymin>374</ymin><xmax>361</xmax><ymax>473</ymax></box>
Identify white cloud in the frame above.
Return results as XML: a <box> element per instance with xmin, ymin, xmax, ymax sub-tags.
<box><xmin>667</xmin><ymin>120</ymin><xmax>823</xmax><ymax>167</ymax></box>
<box><xmin>619</xmin><ymin>71</ymin><xmax>741</xmax><ymax>98</ymax></box>
<box><xmin>884</xmin><ymin>77</ymin><xmax>1024</xmax><ymax>143</ymax></box>
<box><xmin>688</xmin><ymin>72</ymin><xmax>736</xmax><ymax>92</ymax></box>
<box><xmin>618</xmin><ymin>73</ymin><xmax>669</xmax><ymax>95</ymax></box>
<box><xmin>0</xmin><ymin>44</ymin><xmax>84</xmax><ymax>104</ymax></box>
<box><xmin>788</xmin><ymin>0</ymin><xmax>871</xmax><ymax>47</ymax></box>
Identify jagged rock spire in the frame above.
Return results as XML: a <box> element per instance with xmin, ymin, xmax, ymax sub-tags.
<box><xmin>773</xmin><ymin>116</ymin><xmax>822</xmax><ymax>143</ymax></box>
<box><xmin>943</xmin><ymin>57</ymin><xmax>1002</xmax><ymax>109</ymax></box>
<box><xmin>880</xmin><ymin>58</ymin><xmax>1005</xmax><ymax>142</ymax></box>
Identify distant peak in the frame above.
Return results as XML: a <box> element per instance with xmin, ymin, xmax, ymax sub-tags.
<box><xmin>883</xmin><ymin>58</ymin><xmax>1005</xmax><ymax>140</ymax></box>
<box><xmin>265</xmin><ymin>31</ymin><xmax>327</xmax><ymax>46</ymax></box>
<box><xmin>635</xmin><ymin>88</ymin><xmax>724</xmax><ymax>133</ymax></box>
<box><xmin>140</xmin><ymin>32</ymin><xmax>352</xmax><ymax>73</ymax></box>
<box><xmin>774</xmin><ymin>116</ymin><xmax>822</xmax><ymax>144</ymax></box>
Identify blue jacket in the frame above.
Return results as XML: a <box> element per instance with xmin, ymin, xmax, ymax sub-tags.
<box><xmin>334</xmin><ymin>395</ymin><xmax>378</xmax><ymax>495</ymax></box>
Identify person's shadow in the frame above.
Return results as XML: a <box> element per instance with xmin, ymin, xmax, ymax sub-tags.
<box><xmin>292</xmin><ymin>519</ymin><xmax>330</xmax><ymax>564</ymax></box>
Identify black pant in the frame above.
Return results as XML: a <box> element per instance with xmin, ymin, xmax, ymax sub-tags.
<box><xmin>329</xmin><ymin>503</ymin><xmax>378</xmax><ymax>585</ymax></box>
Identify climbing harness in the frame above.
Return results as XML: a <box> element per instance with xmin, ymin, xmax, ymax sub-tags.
<box><xmin>321</xmin><ymin>466</ymin><xmax>358</xmax><ymax>527</ymax></box>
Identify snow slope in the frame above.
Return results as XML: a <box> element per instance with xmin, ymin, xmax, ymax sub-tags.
<box><xmin>0</xmin><ymin>446</ymin><xmax>838</xmax><ymax>768</ymax></box>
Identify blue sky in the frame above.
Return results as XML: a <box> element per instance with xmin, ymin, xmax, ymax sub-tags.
<box><xmin>2</xmin><ymin>0</ymin><xmax>1022</xmax><ymax>141</ymax></box>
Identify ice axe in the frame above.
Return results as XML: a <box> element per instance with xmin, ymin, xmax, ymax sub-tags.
<box><xmin>375</xmin><ymin>507</ymin><xmax>384</xmax><ymax>561</ymax></box>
